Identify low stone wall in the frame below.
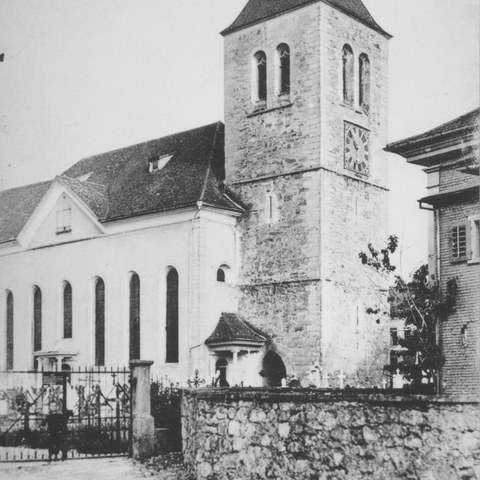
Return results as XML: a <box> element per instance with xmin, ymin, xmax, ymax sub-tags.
<box><xmin>182</xmin><ymin>388</ymin><xmax>480</xmax><ymax>480</ymax></box>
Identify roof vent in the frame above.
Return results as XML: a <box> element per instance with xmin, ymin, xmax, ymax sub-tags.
<box><xmin>148</xmin><ymin>153</ymin><xmax>174</xmax><ymax>173</ymax></box>
<box><xmin>76</xmin><ymin>172</ymin><xmax>93</xmax><ymax>182</ymax></box>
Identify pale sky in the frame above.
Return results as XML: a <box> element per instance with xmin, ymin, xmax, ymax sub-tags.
<box><xmin>0</xmin><ymin>0</ymin><xmax>479</xmax><ymax>275</ymax></box>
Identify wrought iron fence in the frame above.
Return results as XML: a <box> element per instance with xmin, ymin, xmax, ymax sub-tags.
<box><xmin>0</xmin><ymin>366</ymin><xmax>131</xmax><ymax>462</ymax></box>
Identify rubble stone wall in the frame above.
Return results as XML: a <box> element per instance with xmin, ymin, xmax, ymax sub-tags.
<box><xmin>182</xmin><ymin>388</ymin><xmax>480</xmax><ymax>480</ymax></box>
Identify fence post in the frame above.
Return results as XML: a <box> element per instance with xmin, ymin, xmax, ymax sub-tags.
<box><xmin>129</xmin><ymin>360</ymin><xmax>154</xmax><ymax>459</ymax></box>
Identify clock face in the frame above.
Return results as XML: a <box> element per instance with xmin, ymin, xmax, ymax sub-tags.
<box><xmin>344</xmin><ymin>122</ymin><xmax>370</xmax><ymax>176</ymax></box>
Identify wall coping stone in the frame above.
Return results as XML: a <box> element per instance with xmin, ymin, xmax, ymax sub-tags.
<box><xmin>182</xmin><ymin>387</ymin><xmax>480</xmax><ymax>406</ymax></box>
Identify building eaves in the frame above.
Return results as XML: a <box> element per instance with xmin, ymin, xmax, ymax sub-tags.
<box><xmin>205</xmin><ymin>313</ymin><xmax>267</xmax><ymax>346</ymax></box>
<box><xmin>418</xmin><ymin>179</ymin><xmax>479</xmax><ymax>207</ymax></box>
<box><xmin>385</xmin><ymin>108</ymin><xmax>480</xmax><ymax>159</ymax></box>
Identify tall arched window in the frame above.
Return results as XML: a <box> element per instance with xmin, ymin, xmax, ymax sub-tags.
<box><xmin>276</xmin><ymin>43</ymin><xmax>290</xmax><ymax>96</ymax></box>
<box><xmin>129</xmin><ymin>273</ymin><xmax>140</xmax><ymax>360</ymax></box>
<box><xmin>253</xmin><ymin>51</ymin><xmax>267</xmax><ymax>103</ymax></box>
<box><xmin>166</xmin><ymin>268</ymin><xmax>179</xmax><ymax>363</ymax></box>
<box><xmin>95</xmin><ymin>278</ymin><xmax>105</xmax><ymax>366</ymax></box>
<box><xmin>6</xmin><ymin>291</ymin><xmax>13</xmax><ymax>371</ymax></box>
<box><xmin>342</xmin><ymin>44</ymin><xmax>354</xmax><ymax>106</ymax></box>
<box><xmin>63</xmin><ymin>282</ymin><xmax>72</xmax><ymax>339</ymax></box>
<box><xmin>359</xmin><ymin>53</ymin><xmax>370</xmax><ymax>112</ymax></box>
<box><xmin>33</xmin><ymin>286</ymin><xmax>42</xmax><ymax>353</ymax></box>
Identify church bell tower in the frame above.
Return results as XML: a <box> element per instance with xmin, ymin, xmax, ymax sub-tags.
<box><xmin>222</xmin><ymin>0</ymin><xmax>391</xmax><ymax>385</ymax></box>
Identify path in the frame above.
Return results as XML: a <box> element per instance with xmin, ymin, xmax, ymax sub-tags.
<box><xmin>0</xmin><ymin>457</ymin><xmax>166</xmax><ymax>480</ymax></box>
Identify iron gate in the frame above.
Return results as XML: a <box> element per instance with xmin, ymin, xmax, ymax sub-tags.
<box><xmin>0</xmin><ymin>367</ymin><xmax>131</xmax><ymax>462</ymax></box>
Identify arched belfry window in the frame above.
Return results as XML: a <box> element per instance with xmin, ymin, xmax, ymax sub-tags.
<box><xmin>359</xmin><ymin>53</ymin><xmax>370</xmax><ymax>112</ymax></box>
<box><xmin>63</xmin><ymin>282</ymin><xmax>72</xmax><ymax>339</ymax></box>
<box><xmin>33</xmin><ymin>286</ymin><xmax>42</xmax><ymax>353</ymax></box>
<box><xmin>342</xmin><ymin>44</ymin><xmax>354</xmax><ymax>106</ymax></box>
<box><xmin>276</xmin><ymin>43</ymin><xmax>290</xmax><ymax>96</ymax></box>
<box><xmin>253</xmin><ymin>50</ymin><xmax>267</xmax><ymax>103</ymax></box>
<box><xmin>6</xmin><ymin>291</ymin><xmax>14</xmax><ymax>370</ymax></box>
<box><xmin>166</xmin><ymin>268</ymin><xmax>179</xmax><ymax>363</ymax></box>
<box><xmin>95</xmin><ymin>278</ymin><xmax>105</xmax><ymax>366</ymax></box>
<box><xmin>129</xmin><ymin>273</ymin><xmax>141</xmax><ymax>361</ymax></box>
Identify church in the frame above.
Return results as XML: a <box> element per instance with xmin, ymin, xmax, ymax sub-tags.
<box><xmin>0</xmin><ymin>0</ymin><xmax>391</xmax><ymax>387</ymax></box>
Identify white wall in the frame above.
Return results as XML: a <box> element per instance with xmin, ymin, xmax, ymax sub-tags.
<box><xmin>0</xmin><ymin>204</ymin><xmax>239</xmax><ymax>384</ymax></box>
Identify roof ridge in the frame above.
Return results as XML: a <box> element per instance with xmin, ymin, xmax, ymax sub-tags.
<box><xmin>221</xmin><ymin>0</ymin><xmax>391</xmax><ymax>38</ymax></box>
<box><xmin>74</xmin><ymin>121</ymin><xmax>222</xmax><ymax>164</ymax></box>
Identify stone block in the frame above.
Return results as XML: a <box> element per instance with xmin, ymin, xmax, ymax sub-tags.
<box><xmin>278</xmin><ymin>422</ymin><xmax>290</xmax><ymax>438</ymax></box>
<box><xmin>228</xmin><ymin>420</ymin><xmax>240</xmax><ymax>436</ymax></box>
<box><xmin>132</xmin><ymin>413</ymin><xmax>155</xmax><ymax>460</ymax></box>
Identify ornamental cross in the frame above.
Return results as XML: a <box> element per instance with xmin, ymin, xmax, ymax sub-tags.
<box><xmin>187</xmin><ymin>369</ymin><xmax>206</xmax><ymax>388</ymax></box>
<box><xmin>337</xmin><ymin>371</ymin><xmax>347</xmax><ymax>389</ymax></box>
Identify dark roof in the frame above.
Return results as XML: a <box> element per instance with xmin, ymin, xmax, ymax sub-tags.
<box><xmin>0</xmin><ymin>181</ymin><xmax>51</xmax><ymax>244</ymax></box>
<box><xmin>221</xmin><ymin>0</ymin><xmax>391</xmax><ymax>37</ymax></box>
<box><xmin>63</xmin><ymin>122</ymin><xmax>242</xmax><ymax>222</ymax></box>
<box><xmin>59</xmin><ymin>176</ymin><xmax>109</xmax><ymax>220</ymax></box>
<box><xmin>0</xmin><ymin>123</ymin><xmax>243</xmax><ymax>244</ymax></box>
<box><xmin>386</xmin><ymin>108</ymin><xmax>480</xmax><ymax>156</ymax></box>
<box><xmin>205</xmin><ymin>313</ymin><xmax>267</xmax><ymax>346</ymax></box>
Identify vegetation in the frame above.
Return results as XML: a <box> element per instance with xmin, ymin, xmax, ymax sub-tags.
<box><xmin>150</xmin><ymin>381</ymin><xmax>182</xmax><ymax>451</ymax></box>
<box><xmin>359</xmin><ymin>235</ymin><xmax>458</xmax><ymax>388</ymax></box>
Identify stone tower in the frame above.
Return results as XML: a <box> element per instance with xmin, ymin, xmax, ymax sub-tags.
<box><xmin>222</xmin><ymin>0</ymin><xmax>391</xmax><ymax>385</ymax></box>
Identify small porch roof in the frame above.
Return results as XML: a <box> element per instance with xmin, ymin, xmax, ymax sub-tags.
<box><xmin>205</xmin><ymin>313</ymin><xmax>267</xmax><ymax>350</ymax></box>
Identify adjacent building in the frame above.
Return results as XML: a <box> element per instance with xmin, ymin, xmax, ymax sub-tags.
<box><xmin>386</xmin><ymin>108</ymin><xmax>480</xmax><ymax>396</ymax></box>
<box><xmin>1</xmin><ymin>0</ymin><xmax>391</xmax><ymax>387</ymax></box>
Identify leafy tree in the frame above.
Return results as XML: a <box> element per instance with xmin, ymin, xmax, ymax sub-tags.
<box><xmin>359</xmin><ymin>236</ymin><xmax>457</xmax><ymax>388</ymax></box>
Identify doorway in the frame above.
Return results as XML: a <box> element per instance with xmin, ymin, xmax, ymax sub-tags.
<box><xmin>261</xmin><ymin>351</ymin><xmax>286</xmax><ymax>387</ymax></box>
<box><xmin>214</xmin><ymin>358</ymin><xmax>229</xmax><ymax>387</ymax></box>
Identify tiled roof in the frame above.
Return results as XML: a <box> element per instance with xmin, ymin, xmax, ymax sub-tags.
<box><xmin>205</xmin><ymin>313</ymin><xmax>267</xmax><ymax>346</ymax></box>
<box><xmin>59</xmin><ymin>176</ymin><xmax>109</xmax><ymax>220</ymax></box>
<box><xmin>0</xmin><ymin>181</ymin><xmax>51</xmax><ymax>244</ymax></box>
<box><xmin>386</xmin><ymin>108</ymin><xmax>480</xmax><ymax>154</ymax></box>
<box><xmin>63</xmin><ymin>121</ymin><xmax>242</xmax><ymax>221</ymax></box>
<box><xmin>221</xmin><ymin>0</ymin><xmax>391</xmax><ymax>37</ymax></box>
<box><xmin>0</xmin><ymin>123</ymin><xmax>243</xmax><ymax>244</ymax></box>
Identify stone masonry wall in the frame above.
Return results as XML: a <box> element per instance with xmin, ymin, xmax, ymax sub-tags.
<box><xmin>317</xmin><ymin>3</ymin><xmax>390</xmax><ymax>382</ymax></box>
<box><xmin>223</xmin><ymin>0</ymin><xmax>390</xmax><ymax>384</ymax></box>
<box><xmin>182</xmin><ymin>388</ymin><xmax>480</xmax><ymax>480</ymax></box>
<box><xmin>224</xmin><ymin>3</ymin><xmax>324</xmax><ymax>380</ymax></box>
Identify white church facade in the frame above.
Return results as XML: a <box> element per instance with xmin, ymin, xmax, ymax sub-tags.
<box><xmin>1</xmin><ymin>0</ymin><xmax>391</xmax><ymax>388</ymax></box>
